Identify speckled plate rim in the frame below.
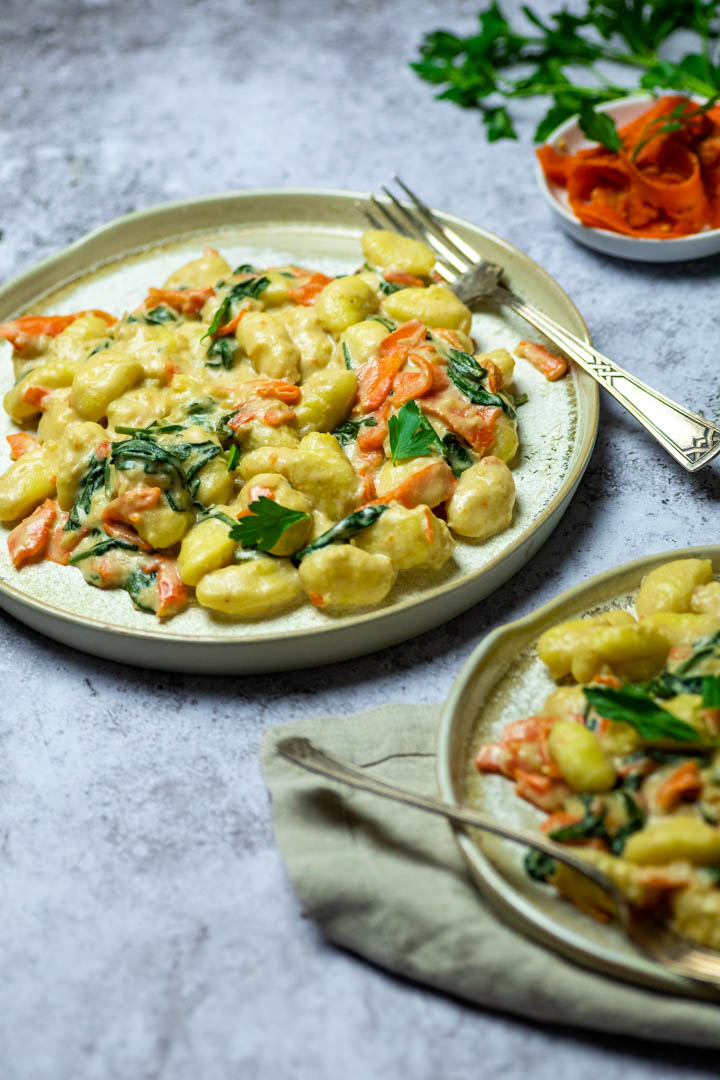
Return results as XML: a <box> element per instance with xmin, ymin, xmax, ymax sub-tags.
<box><xmin>0</xmin><ymin>188</ymin><xmax>598</xmax><ymax>670</ymax></box>
<box><xmin>437</xmin><ymin>544</ymin><xmax>720</xmax><ymax>1000</ymax></box>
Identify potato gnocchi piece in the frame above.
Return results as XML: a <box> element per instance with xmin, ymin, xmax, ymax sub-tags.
<box><xmin>381</xmin><ymin>284</ymin><xmax>471</xmax><ymax>332</ymax></box>
<box><xmin>446</xmin><ymin>458</ymin><xmax>515</xmax><ymax>540</ymax></box>
<box><xmin>537</xmin><ymin>610</ymin><xmax>637</xmax><ymax>680</ymax></box>
<box><xmin>298</xmin><ymin>544</ymin><xmax>395</xmax><ymax>607</ymax></box>
<box><xmin>624</xmin><ymin>819</ymin><xmax>720</xmax><ymax>866</ymax></box>
<box><xmin>547</xmin><ymin>720</ymin><xmax>616</xmax><ymax>792</ymax></box>
<box><xmin>340</xmin><ymin>319</ymin><xmax>390</xmax><ymax>368</ymax></box>
<box><xmin>641</xmin><ymin>611</ymin><xmax>720</xmax><ymax>648</ymax></box>
<box><xmin>0</xmin><ymin>234</ymin><xmax>543</xmax><ymax>622</ymax></box>
<box><xmin>361</xmin><ymin>229</ymin><xmax>436</xmax><ymax>276</ymax></box>
<box><xmin>163</xmin><ymin>248</ymin><xmax>231</xmax><ymax>290</ymax></box>
<box><xmin>196</xmin><ymin>557</ymin><xmax>303</xmax><ymax>617</ymax></box>
<box><xmin>352</xmin><ymin>502</ymin><xmax>454</xmax><ymax>571</ymax></box>
<box><xmin>178</xmin><ymin>512</ymin><xmax>238</xmax><ymax>587</ymax></box>
<box><xmin>237</xmin><ymin>312</ymin><xmax>301</xmax><ymax>383</ymax></box>
<box><xmin>0</xmin><ymin>444</ymin><xmax>57</xmax><ymax>522</ymax></box>
<box><xmin>294</xmin><ymin>368</ymin><xmax>357</xmax><ymax>436</ymax></box>
<box><xmin>636</xmin><ymin>558</ymin><xmax>714</xmax><ymax>616</ymax></box>
<box><xmin>314</xmin><ymin>276</ymin><xmax>379</xmax><ymax>335</ymax></box>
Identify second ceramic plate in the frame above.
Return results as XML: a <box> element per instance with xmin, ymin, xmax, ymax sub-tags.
<box><xmin>0</xmin><ymin>189</ymin><xmax>597</xmax><ymax>672</ymax></box>
<box><xmin>438</xmin><ymin>545</ymin><xmax>720</xmax><ymax>999</ymax></box>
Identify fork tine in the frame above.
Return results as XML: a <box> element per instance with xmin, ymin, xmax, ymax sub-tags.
<box><xmin>358</xmin><ymin>202</ymin><xmax>389</xmax><ymax>232</ymax></box>
<box><xmin>393</xmin><ymin>175</ymin><xmax>484</xmax><ymax>266</ymax></box>
<box><xmin>369</xmin><ymin>196</ymin><xmax>412</xmax><ymax>237</ymax></box>
<box><xmin>380</xmin><ymin>186</ymin><xmax>468</xmax><ymax>275</ymax></box>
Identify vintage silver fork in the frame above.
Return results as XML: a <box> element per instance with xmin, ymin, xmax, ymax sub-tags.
<box><xmin>278</xmin><ymin>736</ymin><xmax>720</xmax><ymax>987</ymax></box>
<box><xmin>359</xmin><ymin>177</ymin><xmax>720</xmax><ymax>473</ymax></box>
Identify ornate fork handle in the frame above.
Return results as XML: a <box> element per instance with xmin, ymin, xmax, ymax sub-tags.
<box><xmin>492</xmin><ymin>284</ymin><xmax>720</xmax><ymax>473</ymax></box>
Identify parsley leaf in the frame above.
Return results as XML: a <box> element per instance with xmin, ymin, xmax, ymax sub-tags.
<box><xmin>583</xmin><ymin>686</ymin><xmax>701</xmax><ymax>743</ymax></box>
<box><xmin>229</xmin><ymin>497</ymin><xmax>309</xmax><ymax>552</ymax></box>
<box><xmin>388</xmin><ymin>400</ymin><xmax>445</xmax><ymax>463</ymax></box>
<box><xmin>578</xmin><ymin>102</ymin><xmax>622</xmax><ymax>151</ymax></box>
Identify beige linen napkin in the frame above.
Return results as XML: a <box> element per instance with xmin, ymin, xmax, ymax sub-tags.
<box><xmin>261</xmin><ymin>703</ymin><xmax>720</xmax><ymax>1046</ymax></box>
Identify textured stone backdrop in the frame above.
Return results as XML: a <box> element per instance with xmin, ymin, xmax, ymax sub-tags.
<box><xmin>1</xmin><ymin>2</ymin><xmax>719</xmax><ymax>1078</ymax></box>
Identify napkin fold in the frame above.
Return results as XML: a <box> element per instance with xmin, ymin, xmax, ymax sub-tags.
<box><xmin>261</xmin><ymin>703</ymin><xmax>720</xmax><ymax>1047</ymax></box>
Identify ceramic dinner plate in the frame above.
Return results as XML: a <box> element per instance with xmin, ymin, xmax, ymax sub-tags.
<box><xmin>0</xmin><ymin>189</ymin><xmax>598</xmax><ymax>673</ymax></box>
<box><xmin>438</xmin><ymin>545</ymin><xmax>720</xmax><ymax>999</ymax></box>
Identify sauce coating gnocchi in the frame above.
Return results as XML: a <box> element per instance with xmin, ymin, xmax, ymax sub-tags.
<box><xmin>0</xmin><ymin>231</ymin><xmax>552</xmax><ymax>620</ymax></box>
<box><xmin>476</xmin><ymin>558</ymin><xmax>720</xmax><ymax>949</ymax></box>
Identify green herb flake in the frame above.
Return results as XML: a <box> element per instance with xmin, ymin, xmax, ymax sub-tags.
<box><xmin>294</xmin><ymin>505</ymin><xmax>387</xmax><ymax>562</ymax></box>
<box><xmin>447</xmin><ymin>348</ymin><xmax>515</xmax><ymax>417</ymax></box>
<box><xmin>388</xmin><ymin>399</ymin><xmax>445</xmax><ymax>463</ymax></box>
<box><xmin>143</xmin><ymin>305</ymin><xmax>177</xmax><ymax>325</ymax></box>
<box><xmin>125</xmin><ymin>567</ymin><xmax>158</xmax><ymax>613</ymax></box>
<box><xmin>229</xmin><ymin>496</ymin><xmax>309</xmax><ymax>552</ymax></box>
<box><xmin>332</xmin><ymin>417</ymin><xmax>378</xmax><ymax>447</ymax></box>
<box><xmin>524</xmin><ymin>850</ymin><xmax>555</xmax><ymax>882</ymax></box>
<box><xmin>442</xmin><ymin>433</ymin><xmax>473</xmax><ymax>477</ymax></box>
<box><xmin>583</xmin><ymin>686</ymin><xmax>701</xmax><ymax>743</ymax></box>
<box><xmin>227</xmin><ymin>444</ymin><xmax>240</xmax><ymax>471</ymax></box>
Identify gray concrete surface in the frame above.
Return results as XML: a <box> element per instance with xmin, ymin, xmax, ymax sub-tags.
<box><xmin>1</xmin><ymin>1</ymin><xmax>719</xmax><ymax>1076</ymax></box>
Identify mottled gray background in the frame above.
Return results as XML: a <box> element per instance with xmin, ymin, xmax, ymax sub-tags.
<box><xmin>2</xmin><ymin>1</ymin><xmax>719</xmax><ymax>1077</ymax></box>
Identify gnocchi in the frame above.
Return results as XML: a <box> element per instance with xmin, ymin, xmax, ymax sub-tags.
<box><xmin>0</xmin><ymin>229</ymin><xmax>558</xmax><ymax>620</ymax></box>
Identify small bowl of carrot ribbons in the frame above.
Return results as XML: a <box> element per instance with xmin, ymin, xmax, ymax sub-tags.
<box><xmin>536</xmin><ymin>95</ymin><xmax>720</xmax><ymax>262</ymax></box>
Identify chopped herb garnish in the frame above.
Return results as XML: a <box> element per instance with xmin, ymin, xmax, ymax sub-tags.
<box><xmin>229</xmin><ymin>496</ymin><xmax>309</xmax><ymax>552</ymax></box>
<box><xmin>342</xmin><ymin>342</ymin><xmax>353</xmax><ymax>369</ymax></box>
<box><xmin>206</xmin><ymin>336</ymin><xmax>237</xmax><ymax>369</ymax></box>
<box><xmin>370</xmin><ymin>315</ymin><xmax>397</xmax><ymax>331</ymax></box>
<box><xmin>442</xmin><ymin>433</ymin><xmax>473</xmax><ymax>477</ymax></box>
<box><xmin>378</xmin><ymin>280</ymin><xmax>404</xmax><ymax>295</ymax></box>
<box><xmin>388</xmin><ymin>399</ymin><xmax>445</xmax><ymax>463</ymax></box>
<box><xmin>227</xmin><ymin>444</ymin><xmax>240</xmax><ymax>471</ymax></box>
<box><xmin>609</xmin><ymin>792</ymin><xmax>646</xmax><ymax>855</ymax></box>
<box><xmin>447</xmin><ymin>348</ymin><xmax>515</xmax><ymax>417</ymax></box>
<box><xmin>583</xmin><ymin>686</ymin><xmax>701</xmax><ymax>743</ymax></box>
<box><xmin>703</xmin><ymin>675</ymin><xmax>720</xmax><ymax>708</ymax></box>
<box><xmin>549</xmin><ymin>796</ymin><xmax>609</xmax><ymax>843</ymax></box>
<box><xmin>69</xmin><ymin>537</ymin><xmax>139</xmax><ymax>564</ymax></box>
<box><xmin>293</xmin><ymin>505</ymin><xmax>387</xmax><ymax>562</ymax></box>
<box><xmin>143</xmin><ymin>305</ymin><xmax>177</xmax><ymax>325</ymax></box>
<box><xmin>125</xmin><ymin>567</ymin><xmax>157</xmax><ymax>613</ymax></box>
<box><xmin>233</xmin><ymin>263</ymin><xmax>256</xmax><ymax>274</ymax></box>
<box><xmin>86</xmin><ymin>340</ymin><xmax>111</xmax><ymax>359</ymax></box>
<box><xmin>524</xmin><ymin>850</ymin><xmax>555</xmax><ymax>882</ymax></box>
<box><xmin>332</xmin><ymin>417</ymin><xmax>378</xmax><ymax>447</ymax></box>
<box><xmin>115</xmin><ymin>422</ymin><xmax>185</xmax><ymax>438</ymax></box>
<box><xmin>227</xmin><ymin>275</ymin><xmax>270</xmax><ymax>302</ymax></box>
<box><xmin>65</xmin><ymin>453</ymin><xmax>110</xmax><ymax>530</ymax></box>
<box><xmin>186</xmin><ymin>398</ymin><xmax>216</xmax><ymax>415</ymax></box>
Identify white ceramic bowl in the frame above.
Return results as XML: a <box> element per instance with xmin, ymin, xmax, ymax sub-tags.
<box><xmin>536</xmin><ymin>95</ymin><xmax>720</xmax><ymax>262</ymax></box>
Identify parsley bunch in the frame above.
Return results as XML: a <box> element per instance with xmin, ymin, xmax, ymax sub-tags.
<box><xmin>411</xmin><ymin>0</ymin><xmax>720</xmax><ymax>147</ymax></box>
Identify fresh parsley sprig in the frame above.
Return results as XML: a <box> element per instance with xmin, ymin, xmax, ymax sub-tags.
<box><xmin>412</xmin><ymin>1</ymin><xmax>720</xmax><ymax>148</ymax></box>
<box><xmin>229</xmin><ymin>497</ymin><xmax>309</xmax><ymax>552</ymax></box>
<box><xmin>388</xmin><ymin>400</ymin><xmax>445</xmax><ymax>463</ymax></box>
